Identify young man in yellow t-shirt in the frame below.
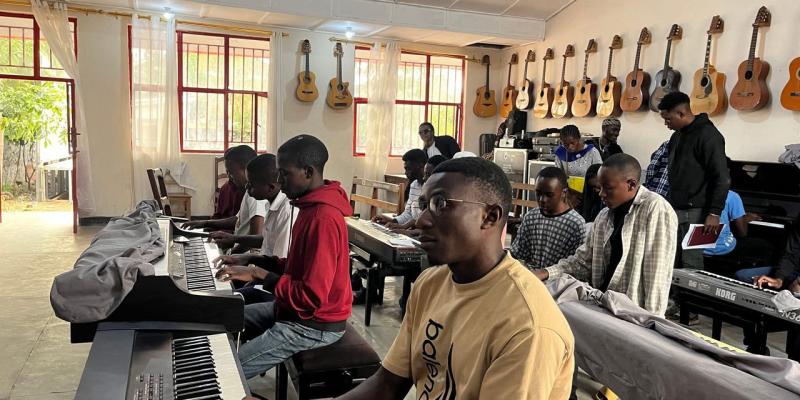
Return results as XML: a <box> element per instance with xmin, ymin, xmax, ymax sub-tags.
<box><xmin>336</xmin><ymin>157</ymin><xmax>575</xmax><ymax>400</ymax></box>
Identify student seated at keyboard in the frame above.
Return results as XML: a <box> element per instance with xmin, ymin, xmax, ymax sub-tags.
<box><xmin>373</xmin><ymin>149</ymin><xmax>427</xmax><ymax>229</ymax></box>
<box><xmin>336</xmin><ymin>157</ymin><xmax>575</xmax><ymax>400</ymax></box>
<box><xmin>205</xmin><ymin>154</ymin><xmax>296</xmax><ymax>257</ymax></box>
<box><xmin>213</xmin><ymin>134</ymin><xmax>351</xmax><ymax>379</ymax></box>
<box><xmin>533</xmin><ymin>154</ymin><xmax>678</xmax><ymax>317</ymax></box>
<box><xmin>511</xmin><ymin>166</ymin><xmax>586</xmax><ymax>271</ymax></box>
<box><xmin>182</xmin><ymin>145</ymin><xmax>266</xmax><ymax>252</ymax></box>
<box><xmin>212</xmin><ymin>147</ymin><xmax>248</xmax><ymax>219</ymax></box>
<box><xmin>734</xmin><ymin>221</ymin><xmax>800</xmax><ymax>291</ymax></box>
<box><xmin>378</xmin><ymin>155</ymin><xmax>448</xmax><ymax>237</ymax></box>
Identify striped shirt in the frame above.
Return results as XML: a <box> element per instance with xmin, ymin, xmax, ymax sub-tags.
<box><xmin>511</xmin><ymin>208</ymin><xmax>586</xmax><ymax>270</ymax></box>
<box><xmin>394</xmin><ymin>179</ymin><xmax>422</xmax><ymax>225</ymax></box>
<box><xmin>545</xmin><ymin>186</ymin><xmax>678</xmax><ymax>316</ymax></box>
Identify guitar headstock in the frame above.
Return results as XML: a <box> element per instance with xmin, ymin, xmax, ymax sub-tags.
<box><xmin>301</xmin><ymin>39</ymin><xmax>311</xmax><ymax>54</ymax></box>
<box><xmin>510</xmin><ymin>53</ymin><xmax>519</xmax><ymax>65</ymax></box>
<box><xmin>638</xmin><ymin>27</ymin><xmax>652</xmax><ymax>45</ymax></box>
<box><xmin>585</xmin><ymin>39</ymin><xmax>598</xmax><ymax>54</ymax></box>
<box><xmin>481</xmin><ymin>55</ymin><xmax>491</xmax><ymax>66</ymax></box>
<box><xmin>753</xmin><ymin>6</ymin><xmax>771</xmax><ymax>28</ymax></box>
<box><xmin>610</xmin><ymin>35</ymin><xmax>623</xmax><ymax>50</ymax></box>
<box><xmin>526</xmin><ymin>50</ymin><xmax>536</xmax><ymax>62</ymax></box>
<box><xmin>708</xmin><ymin>15</ymin><xmax>724</xmax><ymax>34</ymax></box>
<box><xmin>667</xmin><ymin>24</ymin><xmax>683</xmax><ymax>40</ymax></box>
<box><xmin>563</xmin><ymin>44</ymin><xmax>575</xmax><ymax>58</ymax></box>
<box><xmin>543</xmin><ymin>48</ymin><xmax>554</xmax><ymax>60</ymax></box>
<box><xmin>333</xmin><ymin>42</ymin><xmax>343</xmax><ymax>57</ymax></box>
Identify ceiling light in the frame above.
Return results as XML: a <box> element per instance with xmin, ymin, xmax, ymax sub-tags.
<box><xmin>345</xmin><ymin>27</ymin><xmax>354</xmax><ymax>39</ymax></box>
<box><xmin>163</xmin><ymin>8</ymin><xmax>174</xmax><ymax>20</ymax></box>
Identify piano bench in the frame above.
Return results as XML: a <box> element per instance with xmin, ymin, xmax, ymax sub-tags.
<box><xmin>275</xmin><ymin>323</ymin><xmax>381</xmax><ymax>400</ymax></box>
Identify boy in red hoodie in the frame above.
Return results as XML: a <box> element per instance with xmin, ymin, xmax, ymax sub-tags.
<box><xmin>214</xmin><ymin>134</ymin><xmax>352</xmax><ymax>379</ymax></box>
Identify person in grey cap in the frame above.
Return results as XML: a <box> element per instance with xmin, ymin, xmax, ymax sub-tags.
<box><xmin>597</xmin><ymin>117</ymin><xmax>624</xmax><ymax>160</ymax></box>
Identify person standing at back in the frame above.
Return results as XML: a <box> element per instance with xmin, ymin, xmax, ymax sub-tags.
<box><xmin>596</xmin><ymin>117</ymin><xmax>624</xmax><ymax>160</ymax></box>
<box><xmin>418</xmin><ymin>122</ymin><xmax>460</xmax><ymax>159</ymax></box>
<box><xmin>657</xmin><ymin>92</ymin><xmax>730</xmax><ymax>270</ymax></box>
<box><xmin>555</xmin><ymin>124</ymin><xmax>603</xmax><ymax>179</ymax></box>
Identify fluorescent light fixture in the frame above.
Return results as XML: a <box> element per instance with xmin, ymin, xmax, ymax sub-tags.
<box><xmin>163</xmin><ymin>8</ymin><xmax>174</xmax><ymax>19</ymax></box>
<box><xmin>345</xmin><ymin>27</ymin><xmax>354</xmax><ymax>39</ymax></box>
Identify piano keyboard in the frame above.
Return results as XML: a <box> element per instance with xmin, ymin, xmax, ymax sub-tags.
<box><xmin>171</xmin><ymin>334</ymin><xmax>247</xmax><ymax>400</ymax></box>
<box><xmin>672</xmin><ymin>269</ymin><xmax>800</xmax><ymax>324</ymax></box>
<box><xmin>181</xmin><ymin>238</ymin><xmax>231</xmax><ymax>292</ymax></box>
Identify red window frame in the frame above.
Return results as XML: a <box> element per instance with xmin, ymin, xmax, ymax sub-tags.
<box><xmin>0</xmin><ymin>11</ymin><xmax>78</xmax><ymax>82</ymax></box>
<box><xmin>352</xmin><ymin>49</ymin><xmax>465</xmax><ymax>157</ymax></box>
<box><xmin>176</xmin><ymin>30</ymin><xmax>269</xmax><ymax>154</ymax></box>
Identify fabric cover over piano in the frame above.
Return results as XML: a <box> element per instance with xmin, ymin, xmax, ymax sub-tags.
<box><xmin>547</xmin><ymin>276</ymin><xmax>800</xmax><ymax>399</ymax></box>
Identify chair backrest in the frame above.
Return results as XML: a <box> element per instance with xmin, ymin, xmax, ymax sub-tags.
<box><xmin>510</xmin><ymin>181</ymin><xmax>537</xmax><ymax>218</ymax></box>
<box><xmin>146</xmin><ymin>168</ymin><xmax>172</xmax><ymax>216</ymax></box>
<box><xmin>350</xmin><ymin>176</ymin><xmax>406</xmax><ymax>219</ymax></box>
<box><xmin>213</xmin><ymin>156</ymin><xmax>228</xmax><ymax>211</ymax></box>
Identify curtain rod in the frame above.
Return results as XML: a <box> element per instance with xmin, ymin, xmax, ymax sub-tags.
<box><xmin>329</xmin><ymin>36</ymin><xmax>481</xmax><ymax>63</ymax></box>
<box><xmin>0</xmin><ymin>0</ymin><xmax>280</xmax><ymax>37</ymax></box>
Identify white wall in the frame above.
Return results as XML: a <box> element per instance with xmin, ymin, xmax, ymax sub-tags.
<box><xmin>502</xmin><ymin>0</ymin><xmax>800</xmax><ymax>172</ymax></box>
<box><xmin>0</xmin><ymin>6</ymin><xmax>504</xmax><ymax>218</ymax></box>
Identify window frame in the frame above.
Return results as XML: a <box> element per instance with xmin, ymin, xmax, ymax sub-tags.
<box><xmin>176</xmin><ymin>30</ymin><xmax>269</xmax><ymax>154</ymax></box>
<box><xmin>352</xmin><ymin>48</ymin><xmax>465</xmax><ymax>157</ymax></box>
<box><xmin>0</xmin><ymin>11</ymin><xmax>78</xmax><ymax>83</ymax></box>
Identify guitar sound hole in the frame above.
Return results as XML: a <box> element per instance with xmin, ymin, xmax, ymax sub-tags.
<box><xmin>559</xmin><ymin>89</ymin><xmax>564</xmax><ymax>96</ymax></box>
<box><xmin>539</xmin><ymin>91</ymin><xmax>544</xmax><ymax>97</ymax></box>
<box><xmin>744</xmin><ymin>71</ymin><xmax>753</xmax><ymax>80</ymax></box>
<box><xmin>660</xmin><ymin>79</ymin><xmax>667</xmax><ymax>87</ymax></box>
<box><xmin>303</xmin><ymin>77</ymin><xmax>311</xmax><ymax>84</ymax></box>
<box><xmin>631</xmin><ymin>80</ymin><xmax>638</xmax><ymax>87</ymax></box>
<box><xmin>580</xmin><ymin>87</ymin><xmax>586</xmax><ymax>94</ymax></box>
<box><xmin>604</xmin><ymin>85</ymin><xmax>610</xmax><ymax>92</ymax></box>
<box><xmin>700</xmin><ymin>77</ymin><xmax>709</xmax><ymax>87</ymax></box>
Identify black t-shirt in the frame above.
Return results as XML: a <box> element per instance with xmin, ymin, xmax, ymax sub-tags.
<box><xmin>601</xmin><ymin>197</ymin><xmax>635</xmax><ymax>291</ymax></box>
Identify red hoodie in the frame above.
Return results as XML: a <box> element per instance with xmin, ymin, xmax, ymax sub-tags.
<box><xmin>273</xmin><ymin>180</ymin><xmax>352</xmax><ymax>325</ymax></box>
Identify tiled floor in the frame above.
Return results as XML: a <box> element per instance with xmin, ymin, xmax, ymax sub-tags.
<box><xmin>0</xmin><ymin>211</ymin><xmax>793</xmax><ymax>400</ymax></box>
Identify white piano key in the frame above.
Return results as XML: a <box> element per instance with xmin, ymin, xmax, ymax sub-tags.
<box><xmin>203</xmin><ymin>242</ymin><xmax>234</xmax><ymax>291</ymax></box>
<box><xmin>208</xmin><ymin>334</ymin><xmax>248</xmax><ymax>400</ymax></box>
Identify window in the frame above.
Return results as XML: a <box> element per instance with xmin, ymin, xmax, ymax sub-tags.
<box><xmin>0</xmin><ymin>12</ymin><xmax>76</xmax><ymax>81</ymax></box>
<box><xmin>353</xmin><ymin>49</ymin><xmax>464</xmax><ymax>156</ymax></box>
<box><xmin>178</xmin><ymin>32</ymin><xmax>269</xmax><ymax>153</ymax></box>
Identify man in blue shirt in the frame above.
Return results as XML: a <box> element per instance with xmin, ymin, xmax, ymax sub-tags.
<box><xmin>704</xmin><ymin>191</ymin><xmax>747</xmax><ymax>256</ymax></box>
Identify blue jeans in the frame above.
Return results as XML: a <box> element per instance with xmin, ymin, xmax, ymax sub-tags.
<box><xmin>238</xmin><ymin>302</ymin><xmax>344</xmax><ymax>379</ymax></box>
<box><xmin>733</xmin><ymin>267</ymin><xmax>773</xmax><ymax>284</ymax></box>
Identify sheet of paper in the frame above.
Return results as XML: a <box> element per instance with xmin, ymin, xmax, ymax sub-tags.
<box><xmin>389</xmin><ymin>238</ymin><xmax>416</xmax><ymax>248</ymax></box>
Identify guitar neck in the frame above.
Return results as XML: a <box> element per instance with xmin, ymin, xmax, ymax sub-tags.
<box><xmin>523</xmin><ymin>61</ymin><xmax>529</xmax><ymax>81</ymax></box>
<box><xmin>506</xmin><ymin>63</ymin><xmax>512</xmax><ymax>86</ymax></box>
<box><xmin>703</xmin><ymin>33</ymin><xmax>712</xmax><ymax>76</ymax></box>
<box><xmin>560</xmin><ymin>57</ymin><xmax>567</xmax><ymax>84</ymax></box>
<box><xmin>541</xmin><ymin>60</ymin><xmax>548</xmax><ymax>83</ymax></box>
<box><xmin>633</xmin><ymin>43</ymin><xmax>643</xmax><ymax>73</ymax></box>
<box><xmin>485</xmin><ymin>63</ymin><xmax>490</xmax><ymax>88</ymax></box>
<box><xmin>662</xmin><ymin>38</ymin><xmax>673</xmax><ymax>71</ymax></box>
<box><xmin>337</xmin><ymin>54</ymin><xmax>342</xmax><ymax>83</ymax></box>
<box><xmin>582</xmin><ymin>52</ymin><xmax>590</xmax><ymax>81</ymax></box>
<box><xmin>305</xmin><ymin>53</ymin><xmax>310</xmax><ymax>78</ymax></box>
<box><xmin>747</xmin><ymin>25</ymin><xmax>759</xmax><ymax>72</ymax></box>
<box><xmin>605</xmin><ymin>49</ymin><xmax>614</xmax><ymax>80</ymax></box>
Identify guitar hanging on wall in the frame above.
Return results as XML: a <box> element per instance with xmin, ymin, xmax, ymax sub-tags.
<box><xmin>730</xmin><ymin>6</ymin><xmax>771</xmax><ymax>112</ymax></box>
<box><xmin>515</xmin><ymin>50</ymin><xmax>536</xmax><ymax>110</ymax></box>
<box><xmin>620</xmin><ymin>27</ymin><xmax>652</xmax><ymax>112</ymax></box>
<box><xmin>473</xmin><ymin>55</ymin><xmax>497</xmax><ymax>118</ymax></box>
<box><xmin>690</xmin><ymin>15</ymin><xmax>726</xmax><ymax>116</ymax></box>
<box><xmin>532</xmin><ymin>48</ymin><xmax>555</xmax><ymax>119</ymax></box>
<box><xmin>295</xmin><ymin>40</ymin><xmax>319</xmax><ymax>102</ymax></box>
<box><xmin>326</xmin><ymin>42</ymin><xmax>353</xmax><ymax>110</ymax></box>
<box><xmin>596</xmin><ymin>35</ymin><xmax>623</xmax><ymax>118</ymax></box>
<box><xmin>499</xmin><ymin>53</ymin><xmax>519</xmax><ymax>118</ymax></box>
<box><xmin>650</xmin><ymin>24</ymin><xmax>683</xmax><ymax>112</ymax></box>
<box><xmin>552</xmin><ymin>44</ymin><xmax>576</xmax><ymax>119</ymax></box>
<box><xmin>781</xmin><ymin>57</ymin><xmax>800</xmax><ymax>111</ymax></box>
<box><xmin>572</xmin><ymin>39</ymin><xmax>598</xmax><ymax>118</ymax></box>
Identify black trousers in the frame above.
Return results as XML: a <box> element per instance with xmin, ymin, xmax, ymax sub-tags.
<box><xmin>675</xmin><ymin>208</ymin><xmax>705</xmax><ymax>269</ymax></box>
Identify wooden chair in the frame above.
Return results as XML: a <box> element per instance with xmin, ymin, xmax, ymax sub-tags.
<box><xmin>508</xmin><ymin>182</ymin><xmax>537</xmax><ymax>241</ymax></box>
<box><xmin>349</xmin><ymin>177</ymin><xmax>405</xmax><ymax>220</ymax></box>
<box><xmin>213</xmin><ymin>156</ymin><xmax>227</xmax><ymax>213</ymax></box>
<box><xmin>146</xmin><ymin>168</ymin><xmax>172</xmax><ymax>216</ymax></box>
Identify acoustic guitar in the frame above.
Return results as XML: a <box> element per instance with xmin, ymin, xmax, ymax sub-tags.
<box><xmin>473</xmin><ymin>55</ymin><xmax>497</xmax><ymax>118</ymax></box>
<box><xmin>620</xmin><ymin>28</ymin><xmax>652</xmax><ymax>112</ymax></box>
<box><xmin>781</xmin><ymin>57</ymin><xmax>800</xmax><ymax>110</ymax></box>
<box><xmin>515</xmin><ymin>50</ymin><xmax>536</xmax><ymax>110</ymax></box>
<box><xmin>295</xmin><ymin>40</ymin><xmax>319</xmax><ymax>102</ymax></box>
<box><xmin>690</xmin><ymin>16</ymin><xmax>727</xmax><ymax>116</ymax></box>
<box><xmin>499</xmin><ymin>53</ymin><xmax>519</xmax><ymax>118</ymax></box>
<box><xmin>731</xmin><ymin>6</ymin><xmax>771</xmax><ymax>112</ymax></box>
<box><xmin>572</xmin><ymin>39</ymin><xmax>598</xmax><ymax>118</ymax></box>
<box><xmin>532</xmin><ymin>48</ymin><xmax>555</xmax><ymax>119</ymax></box>
<box><xmin>326</xmin><ymin>42</ymin><xmax>353</xmax><ymax>110</ymax></box>
<box><xmin>597</xmin><ymin>35</ymin><xmax>623</xmax><ymax>118</ymax></box>
<box><xmin>650</xmin><ymin>24</ymin><xmax>683</xmax><ymax>112</ymax></box>
<box><xmin>552</xmin><ymin>45</ymin><xmax>576</xmax><ymax>119</ymax></box>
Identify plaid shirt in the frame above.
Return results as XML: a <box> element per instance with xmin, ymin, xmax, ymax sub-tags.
<box><xmin>546</xmin><ymin>186</ymin><xmax>678</xmax><ymax>316</ymax></box>
<box><xmin>644</xmin><ymin>141</ymin><xmax>670</xmax><ymax>198</ymax></box>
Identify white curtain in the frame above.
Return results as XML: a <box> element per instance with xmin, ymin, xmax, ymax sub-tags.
<box><xmin>130</xmin><ymin>14</ymin><xmax>188</xmax><ymax>203</ymax></box>
<box><xmin>364</xmin><ymin>41</ymin><xmax>400</xmax><ymax>181</ymax></box>
<box><xmin>31</xmin><ymin>0</ymin><xmax>95</xmax><ymax>214</ymax></box>
<box><xmin>267</xmin><ymin>31</ymin><xmax>283</xmax><ymax>151</ymax></box>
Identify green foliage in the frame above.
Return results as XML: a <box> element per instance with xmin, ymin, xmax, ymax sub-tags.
<box><xmin>0</xmin><ymin>80</ymin><xmax>66</xmax><ymax>146</ymax></box>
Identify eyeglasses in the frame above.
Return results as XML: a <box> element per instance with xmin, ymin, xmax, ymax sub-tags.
<box><xmin>417</xmin><ymin>194</ymin><xmax>496</xmax><ymax>217</ymax></box>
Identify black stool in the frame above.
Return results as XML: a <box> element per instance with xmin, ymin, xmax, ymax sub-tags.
<box><xmin>275</xmin><ymin>323</ymin><xmax>381</xmax><ymax>400</ymax></box>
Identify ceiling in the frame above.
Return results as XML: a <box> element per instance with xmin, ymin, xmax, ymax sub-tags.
<box><xmin>76</xmin><ymin>0</ymin><xmax>575</xmax><ymax>47</ymax></box>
